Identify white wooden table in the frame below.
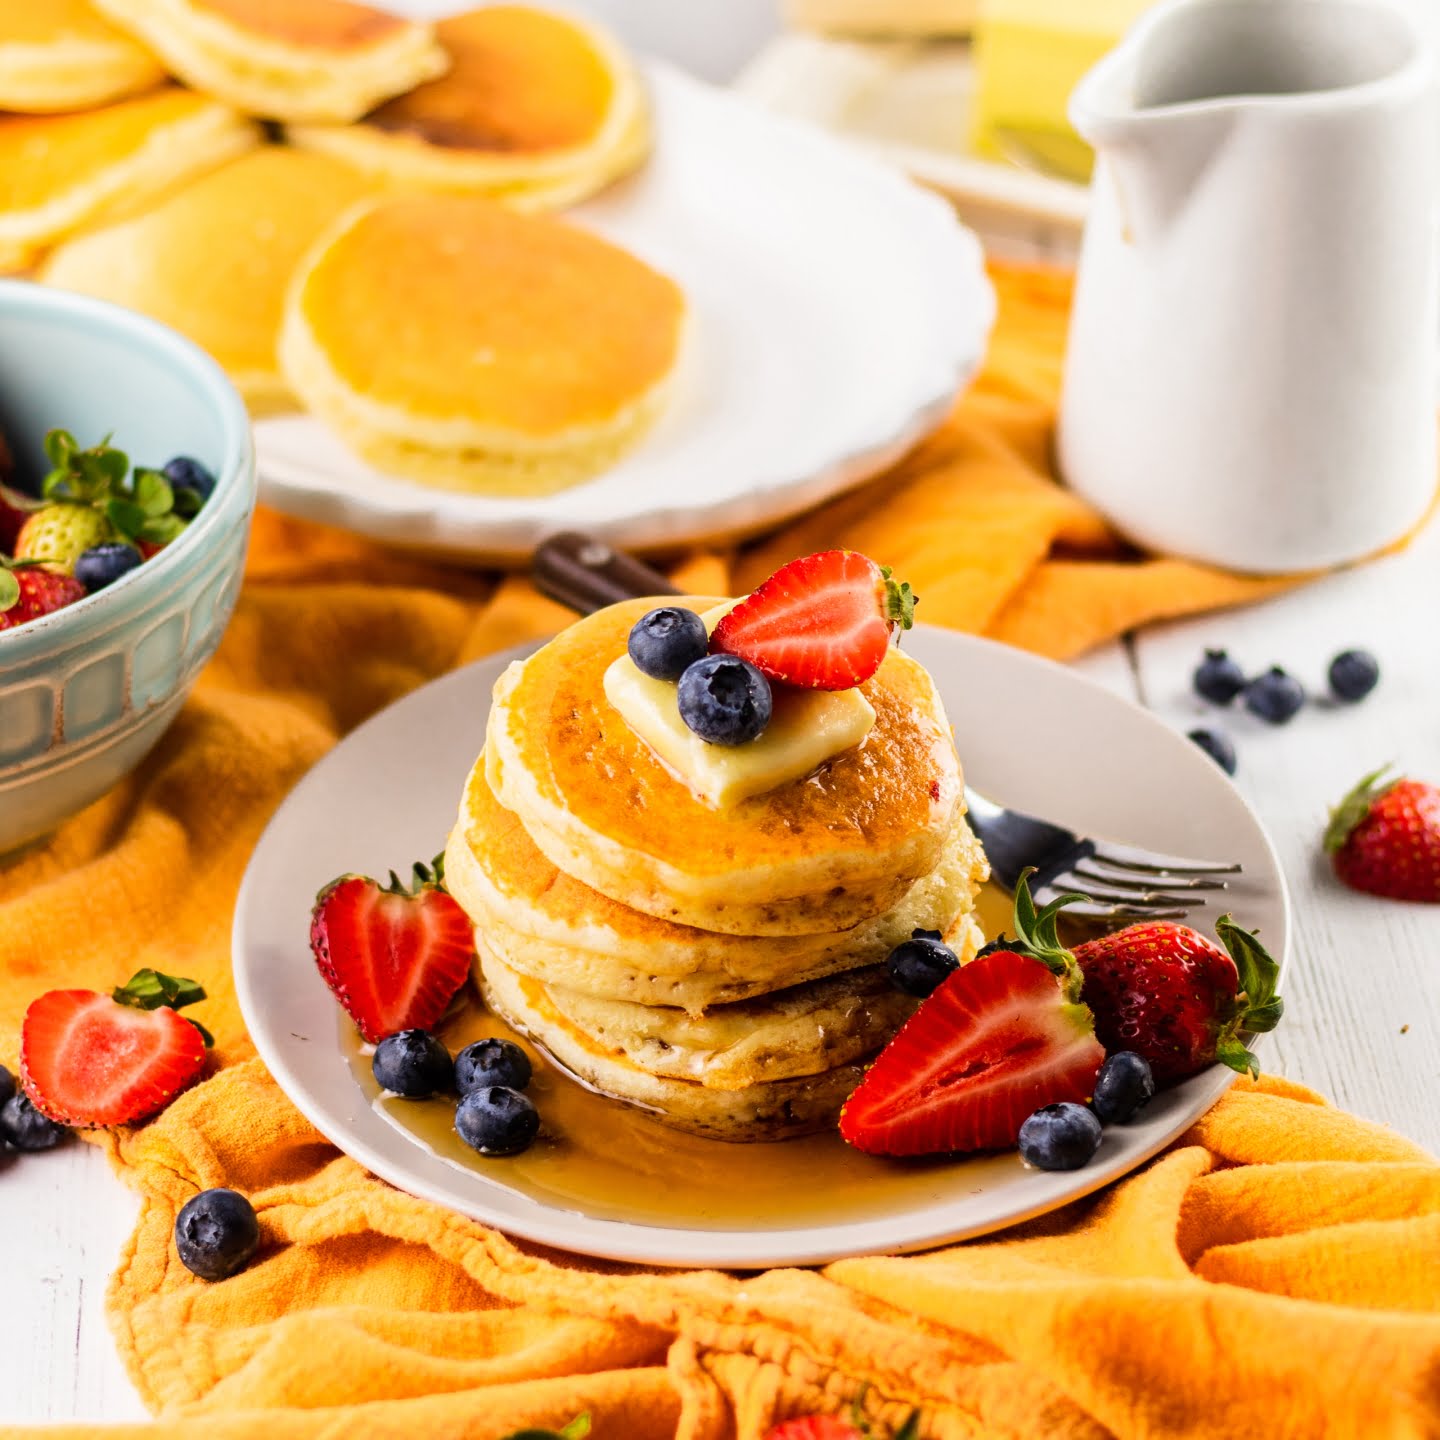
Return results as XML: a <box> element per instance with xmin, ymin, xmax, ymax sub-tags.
<box><xmin>6</xmin><ymin>494</ymin><xmax>1438</xmax><ymax>1426</ymax></box>
<box><xmin>5</xmin><ymin>17</ymin><xmax>1440</xmax><ymax>1421</ymax></box>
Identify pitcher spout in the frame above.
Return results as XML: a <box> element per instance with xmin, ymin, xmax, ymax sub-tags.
<box><xmin>1070</xmin><ymin>0</ymin><xmax>1433</xmax><ymax>245</ymax></box>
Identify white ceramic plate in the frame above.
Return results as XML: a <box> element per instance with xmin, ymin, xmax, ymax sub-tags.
<box><xmin>253</xmin><ymin>64</ymin><xmax>994</xmax><ymax>561</ymax></box>
<box><xmin>233</xmin><ymin>626</ymin><xmax>1288</xmax><ymax>1268</ymax></box>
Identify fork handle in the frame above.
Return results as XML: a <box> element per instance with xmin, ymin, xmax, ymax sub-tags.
<box><xmin>533</xmin><ymin>532</ymin><xmax>680</xmax><ymax>615</ymax></box>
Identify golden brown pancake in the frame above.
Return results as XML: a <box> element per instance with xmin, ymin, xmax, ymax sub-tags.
<box><xmin>289</xmin><ymin>5</ymin><xmax>649</xmax><ymax>210</ymax></box>
<box><xmin>485</xmin><ymin>598</ymin><xmax>964</xmax><ymax>935</ymax></box>
<box><xmin>0</xmin><ymin>88</ymin><xmax>259</xmax><ymax>273</ymax></box>
<box><xmin>41</xmin><ymin>147</ymin><xmax>374</xmax><ymax>412</ymax></box>
<box><xmin>278</xmin><ymin>194</ymin><xmax>685</xmax><ymax>493</ymax></box>
<box><xmin>90</xmin><ymin>0</ymin><xmax>447</xmax><ymax>123</ymax></box>
<box><xmin>0</xmin><ymin>0</ymin><xmax>166</xmax><ymax>112</ymax></box>
<box><xmin>475</xmin><ymin>941</ymin><xmax>873</xmax><ymax>1141</ymax></box>
<box><xmin>444</xmin><ymin>762</ymin><xmax>988</xmax><ymax>1011</ymax></box>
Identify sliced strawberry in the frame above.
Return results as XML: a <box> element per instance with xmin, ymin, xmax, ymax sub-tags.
<box><xmin>21</xmin><ymin>970</ymin><xmax>212</xmax><ymax>1127</ymax></box>
<box><xmin>711</xmin><ymin>549</ymin><xmax>916</xmax><ymax>691</ymax></box>
<box><xmin>842</xmin><ymin>876</ymin><xmax>1103</xmax><ymax>1157</ymax></box>
<box><xmin>310</xmin><ymin>859</ymin><xmax>473</xmax><ymax>1044</ymax></box>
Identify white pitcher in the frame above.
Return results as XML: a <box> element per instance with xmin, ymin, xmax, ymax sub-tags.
<box><xmin>1058</xmin><ymin>0</ymin><xmax>1438</xmax><ymax>574</ymax></box>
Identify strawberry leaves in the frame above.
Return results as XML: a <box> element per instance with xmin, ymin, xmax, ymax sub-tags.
<box><xmin>502</xmin><ymin>1416</ymin><xmax>590</xmax><ymax>1440</ymax></box>
<box><xmin>113</xmin><ymin>968</ymin><xmax>215</xmax><ymax>1049</ymax></box>
<box><xmin>1211</xmin><ymin>917</ymin><xmax>1283</xmax><ymax>1078</ymax></box>
<box><xmin>0</xmin><ymin>566</ymin><xmax>18</xmax><ymax>612</ymax></box>
<box><xmin>39</xmin><ymin>430</ymin><xmax>188</xmax><ymax>550</ymax></box>
<box><xmin>1323</xmin><ymin>765</ymin><xmax>1397</xmax><ymax>854</ymax></box>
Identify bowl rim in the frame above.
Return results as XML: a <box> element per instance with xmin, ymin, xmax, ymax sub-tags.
<box><xmin>0</xmin><ymin>280</ymin><xmax>255</xmax><ymax>664</ymax></box>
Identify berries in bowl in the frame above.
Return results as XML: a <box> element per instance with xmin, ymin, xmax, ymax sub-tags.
<box><xmin>0</xmin><ymin>281</ymin><xmax>255</xmax><ymax>854</ymax></box>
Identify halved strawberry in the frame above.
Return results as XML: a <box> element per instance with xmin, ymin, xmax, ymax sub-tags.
<box><xmin>21</xmin><ymin>969</ymin><xmax>212</xmax><ymax>1127</ymax></box>
<box><xmin>310</xmin><ymin>858</ymin><xmax>473</xmax><ymax>1044</ymax></box>
<box><xmin>841</xmin><ymin>876</ymin><xmax>1104</xmax><ymax>1156</ymax></box>
<box><xmin>711</xmin><ymin>550</ymin><xmax>916</xmax><ymax>691</ymax></box>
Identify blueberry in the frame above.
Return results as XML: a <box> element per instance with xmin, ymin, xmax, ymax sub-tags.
<box><xmin>1193</xmin><ymin>649</ymin><xmax>1246</xmax><ymax>705</ymax></box>
<box><xmin>1243</xmin><ymin>666</ymin><xmax>1306</xmax><ymax>724</ymax></box>
<box><xmin>371</xmin><ymin>1029</ymin><xmax>453</xmax><ymax>1098</ymax></box>
<box><xmin>74</xmin><ymin>542</ymin><xmax>142</xmax><ymax>592</ymax></box>
<box><xmin>0</xmin><ymin>1093</ymin><xmax>67</xmax><ymax>1152</ymax></box>
<box><xmin>885</xmin><ymin>929</ymin><xmax>960</xmax><ymax>997</ymax></box>
<box><xmin>174</xmin><ymin>1188</ymin><xmax>260</xmax><ymax>1281</ymax></box>
<box><xmin>1091</xmin><ymin>1051</ymin><xmax>1156</xmax><ymax>1124</ymax></box>
<box><xmin>1188</xmin><ymin>727</ymin><xmax>1237</xmax><ymax>775</ymax></box>
<box><xmin>162</xmin><ymin>456</ymin><xmax>216</xmax><ymax>514</ymax></box>
<box><xmin>677</xmin><ymin>654</ymin><xmax>772</xmax><ymax>745</ymax></box>
<box><xmin>627</xmin><ymin>607</ymin><xmax>709</xmax><ymax>681</ymax></box>
<box><xmin>1018</xmin><ymin>1102</ymin><xmax>1103</xmax><ymax>1171</ymax></box>
<box><xmin>0</xmin><ymin>1064</ymin><xmax>14</xmax><ymax>1108</ymax></box>
<box><xmin>455</xmin><ymin>1038</ymin><xmax>532</xmax><ymax>1095</ymax></box>
<box><xmin>1328</xmin><ymin>649</ymin><xmax>1380</xmax><ymax>703</ymax></box>
<box><xmin>972</xmin><ymin>934</ymin><xmax>1014</xmax><ymax>961</ymax></box>
<box><xmin>455</xmin><ymin>1085</ymin><xmax>540</xmax><ymax>1156</ymax></box>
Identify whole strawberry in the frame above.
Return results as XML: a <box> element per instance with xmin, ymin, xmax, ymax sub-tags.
<box><xmin>0</xmin><ymin>560</ymin><xmax>86</xmax><ymax>630</ymax></box>
<box><xmin>311</xmin><ymin>857</ymin><xmax>474</xmax><ymax>1044</ymax></box>
<box><xmin>1325</xmin><ymin>767</ymin><xmax>1440</xmax><ymax>903</ymax></box>
<box><xmin>1073</xmin><ymin>917</ymin><xmax>1282</xmax><ymax>1085</ymax></box>
<box><xmin>14</xmin><ymin>503</ymin><xmax>113</xmax><ymax>573</ymax></box>
<box><xmin>0</xmin><ymin>482</ymin><xmax>35</xmax><ymax>552</ymax></box>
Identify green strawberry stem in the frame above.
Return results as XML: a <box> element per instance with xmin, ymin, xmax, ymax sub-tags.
<box><xmin>380</xmin><ymin>853</ymin><xmax>450</xmax><ymax>897</ymax></box>
<box><xmin>39</xmin><ymin>430</ymin><xmax>188</xmax><ymax>548</ymax></box>
<box><xmin>878</xmin><ymin>565</ymin><xmax>917</xmax><ymax>630</ymax></box>
<box><xmin>501</xmin><ymin>1417</ymin><xmax>590</xmax><ymax>1440</ymax></box>
<box><xmin>1211</xmin><ymin>917</ymin><xmax>1284</xmax><ymax>1078</ymax></box>
<box><xmin>1323</xmin><ymin>766</ymin><xmax>1398</xmax><ymax>854</ymax></box>
<box><xmin>1009</xmin><ymin>867</ymin><xmax>1091</xmax><ymax>1003</ymax></box>
<box><xmin>113</xmin><ymin>968</ymin><xmax>214</xmax><ymax>1049</ymax></box>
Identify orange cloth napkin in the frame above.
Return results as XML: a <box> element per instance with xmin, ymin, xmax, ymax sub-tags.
<box><xmin>3</xmin><ymin>261</ymin><xmax>1436</xmax><ymax>1440</ymax></box>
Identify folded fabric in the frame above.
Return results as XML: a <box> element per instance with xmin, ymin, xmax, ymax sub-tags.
<box><xmin>3</xmin><ymin>260</ymin><xmax>1434</xmax><ymax>1440</ymax></box>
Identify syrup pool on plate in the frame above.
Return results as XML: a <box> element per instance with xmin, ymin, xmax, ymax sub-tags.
<box><xmin>341</xmin><ymin>882</ymin><xmax>1021</xmax><ymax>1231</ymax></box>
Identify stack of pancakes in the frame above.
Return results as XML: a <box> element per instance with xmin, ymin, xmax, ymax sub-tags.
<box><xmin>443</xmin><ymin>599</ymin><xmax>990</xmax><ymax>1142</ymax></box>
<box><xmin>7</xmin><ymin>2</ymin><xmax>676</xmax><ymax>490</ymax></box>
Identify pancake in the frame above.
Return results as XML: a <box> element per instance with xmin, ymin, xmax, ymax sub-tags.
<box><xmin>0</xmin><ymin>0</ymin><xmax>166</xmax><ymax>112</ymax></box>
<box><xmin>0</xmin><ymin>88</ymin><xmax>259</xmax><ymax>273</ymax></box>
<box><xmin>485</xmin><ymin>598</ymin><xmax>964</xmax><ymax>936</ymax></box>
<box><xmin>41</xmin><ymin>147</ymin><xmax>374</xmax><ymax>413</ymax></box>
<box><xmin>444</xmin><ymin>763</ymin><xmax>988</xmax><ymax>1011</ymax></box>
<box><xmin>278</xmin><ymin>194</ymin><xmax>685</xmax><ymax>494</ymax></box>
<box><xmin>489</xmin><ymin>949</ymin><xmax>914</xmax><ymax>1091</ymax></box>
<box><xmin>476</xmin><ymin>940</ymin><xmax>871</xmax><ymax>1141</ymax></box>
<box><xmin>90</xmin><ymin>0</ymin><xmax>447</xmax><ymax>123</ymax></box>
<box><xmin>289</xmin><ymin>6</ymin><xmax>649</xmax><ymax>211</ymax></box>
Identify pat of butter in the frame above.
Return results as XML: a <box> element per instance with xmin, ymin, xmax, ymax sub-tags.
<box><xmin>603</xmin><ymin>603</ymin><xmax>876</xmax><ymax>807</ymax></box>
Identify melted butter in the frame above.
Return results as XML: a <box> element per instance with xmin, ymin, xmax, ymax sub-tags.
<box><xmin>603</xmin><ymin>602</ymin><xmax>877</xmax><ymax>809</ymax></box>
<box><xmin>340</xmin><ymin>883</ymin><xmax>1024</xmax><ymax>1231</ymax></box>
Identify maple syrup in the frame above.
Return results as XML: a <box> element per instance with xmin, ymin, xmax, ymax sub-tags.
<box><xmin>340</xmin><ymin>884</ymin><xmax>1021</xmax><ymax>1231</ymax></box>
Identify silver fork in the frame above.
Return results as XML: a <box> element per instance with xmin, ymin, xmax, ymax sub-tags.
<box><xmin>963</xmin><ymin>787</ymin><xmax>1239</xmax><ymax>923</ymax></box>
<box><xmin>532</xmin><ymin>533</ymin><xmax>1243</xmax><ymax>924</ymax></box>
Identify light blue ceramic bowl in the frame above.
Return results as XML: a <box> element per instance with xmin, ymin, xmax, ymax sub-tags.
<box><xmin>0</xmin><ymin>281</ymin><xmax>255</xmax><ymax>854</ymax></box>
